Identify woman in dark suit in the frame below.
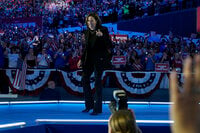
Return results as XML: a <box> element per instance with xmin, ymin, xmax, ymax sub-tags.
<box><xmin>78</xmin><ymin>13</ymin><xmax>112</xmax><ymax>115</ymax></box>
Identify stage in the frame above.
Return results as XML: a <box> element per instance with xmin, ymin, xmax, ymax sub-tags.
<box><xmin>0</xmin><ymin>101</ymin><xmax>172</xmax><ymax>133</ymax></box>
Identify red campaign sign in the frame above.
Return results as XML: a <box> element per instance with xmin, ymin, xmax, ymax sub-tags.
<box><xmin>112</xmin><ymin>56</ymin><xmax>126</xmax><ymax>65</ymax></box>
<box><xmin>109</xmin><ymin>34</ymin><xmax>128</xmax><ymax>43</ymax></box>
<box><xmin>0</xmin><ymin>30</ymin><xmax>4</xmax><ymax>35</ymax></box>
<box><xmin>155</xmin><ymin>63</ymin><xmax>169</xmax><ymax>73</ymax></box>
<box><xmin>115</xmin><ymin>34</ymin><xmax>128</xmax><ymax>41</ymax></box>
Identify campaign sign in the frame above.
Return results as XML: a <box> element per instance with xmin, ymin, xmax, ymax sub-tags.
<box><xmin>155</xmin><ymin>63</ymin><xmax>169</xmax><ymax>72</ymax></box>
<box><xmin>112</xmin><ymin>56</ymin><xmax>126</xmax><ymax>65</ymax></box>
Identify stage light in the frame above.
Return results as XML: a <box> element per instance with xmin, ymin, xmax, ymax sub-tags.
<box><xmin>59</xmin><ymin>100</ymin><xmax>85</xmax><ymax>103</ymax></box>
<box><xmin>136</xmin><ymin>120</ymin><xmax>174</xmax><ymax>124</ymax></box>
<box><xmin>0</xmin><ymin>100</ymin><xmax>176</xmax><ymax>105</ymax></box>
<box><xmin>36</xmin><ymin>119</ymin><xmax>108</xmax><ymax>123</ymax></box>
<box><xmin>0</xmin><ymin>102</ymin><xmax>9</xmax><ymax>105</ymax></box>
<box><xmin>9</xmin><ymin>101</ymin><xmax>58</xmax><ymax>104</ymax></box>
<box><xmin>35</xmin><ymin>119</ymin><xmax>174</xmax><ymax>124</ymax></box>
<box><xmin>0</xmin><ymin>122</ymin><xmax>26</xmax><ymax>128</ymax></box>
<box><xmin>149</xmin><ymin>102</ymin><xmax>173</xmax><ymax>105</ymax></box>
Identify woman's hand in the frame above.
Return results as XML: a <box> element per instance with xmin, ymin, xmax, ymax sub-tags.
<box><xmin>96</xmin><ymin>29</ymin><xmax>103</xmax><ymax>37</ymax></box>
<box><xmin>77</xmin><ymin>60</ymin><xmax>82</xmax><ymax>68</ymax></box>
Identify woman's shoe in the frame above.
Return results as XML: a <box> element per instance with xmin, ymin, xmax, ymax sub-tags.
<box><xmin>90</xmin><ymin>111</ymin><xmax>102</xmax><ymax>115</ymax></box>
<box><xmin>90</xmin><ymin>111</ymin><xmax>98</xmax><ymax>115</ymax></box>
<box><xmin>82</xmin><ymin>108</ymin><xmax>93</xmax><ymax>113</ymax></box>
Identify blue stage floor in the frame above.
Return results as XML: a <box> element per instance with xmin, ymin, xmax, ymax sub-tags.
<box><xmin>0</xmin><ymin>102</ymin><xmax>171</xmax><ymax>125</ymax></box>
<box><xmin>0</xmin><ymin>102</ymin><xmax>172</xmax><ymax>133</ymax></box>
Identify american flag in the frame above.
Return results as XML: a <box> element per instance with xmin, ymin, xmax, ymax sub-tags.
<box><xmin>49</xmin><ymin>42</ymin><xmax>58</xmax><ymax>51</ymax></box>
<box><xmin>13</xmin><ymin>61</ymin><xmax>27</xmax><ymax>90</ymax></box>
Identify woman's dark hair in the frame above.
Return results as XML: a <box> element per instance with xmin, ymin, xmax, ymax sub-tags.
<box><xmin>85</xmin><ymin>12</ymin><xmax>102</xmax><ymax>29</ymax></box>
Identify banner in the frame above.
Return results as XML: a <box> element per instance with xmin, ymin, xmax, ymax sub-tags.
<box><xmin>6</xmin><ymin>69</ymin><xmax>52</xmax><ymax>94</ymax></box>
<box><xmin>59</xmin><ymin>70</ymin><xmax>108</xmax><ymax>96</ymax></box>
<box><xmin>155</xmin><ymin>63</ymin><xmax>169</xmax><ymax>73</ymax></box>
<box><xmin>113</xmin><ymin>71</ymin><xmax>163</xmax><ymax>96</ymax></box>
<box><xmin>60</xmin><ymin>70</ymin><xmax>163</xmax><ymax>97</ymax></box>
<box><xmin>110</xmin><ymin>34</ymin><xmax>128</xmax><ymax>43</ymax></box>
<box><xmin>59</xmin><ymin>70</ymin><xmax>95</xmax><ymax>96</ymax></box>
<box><xmin>112</xmin><ymin>56</ymin><xmax>126</xmax><ymax>65</ymax></box>
<box><xmin>3</xmin><ymin>69</ymin><xmax>185</xmax><ymax>97</ymax></box>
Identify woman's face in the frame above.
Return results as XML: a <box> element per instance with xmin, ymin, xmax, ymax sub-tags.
<box><xmin>87</xmin><ymin>16</ymin><xmax>97</xmax><ymax>30</ymax></box>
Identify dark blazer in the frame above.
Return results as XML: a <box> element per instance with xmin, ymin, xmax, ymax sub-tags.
<box><xmin>81</xmin><ymin>26</ymin><xmax>112</xmax><ymax>71</ymax></box>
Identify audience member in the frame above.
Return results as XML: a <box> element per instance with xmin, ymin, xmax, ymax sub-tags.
<box><xmin>25</xmin><ymin>48</ymin><xmax>37</xmax><ymax>68</ymax></box>
<box><xmin>68</xmin><ymin>49</ymin><xmax>81</xmax><ymax>71</ymax></box>
<box><xmin>40</xmin><ymin>80</ymin><xmax>61</xmax><ymax>100</ymax></box>
<box><xmin>108</xmin><ymin>109</ymin><xmax>142</xmax><ymax>133</ymax></box>
<box><xmin>54</xmin><ymin>47</ymin><xmax>66</xmax><ymax>69</ymax></box>
<box><xmin>170</xmin><ymin>55</ymin><xmax>200</xmax><ymax>133</ymax></box>
<box><xmin>37</xmin><ymin>48</ymin><xmax>52</xmax><ymax>68</ymax></box>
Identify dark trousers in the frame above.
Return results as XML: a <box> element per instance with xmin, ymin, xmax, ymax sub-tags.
<box><xmin>82</xmin><ymin>64</ymin><xmax>103</xmax><ymax>113</ymax></box>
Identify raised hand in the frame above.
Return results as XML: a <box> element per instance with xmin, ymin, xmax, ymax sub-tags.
<box><xmin>77</xmin><ymin>60</ymin><xmax>82</xmax><ymax>68</ymax></box>
<box><xmin>96</xmin><ymin>29</ymin><xmax>103</xmax><ymax>37</ymax></box>
<box><xmin>170</xmin><ymin>55</ymin><xmax>200</xmax><ymax>133</ymax></box>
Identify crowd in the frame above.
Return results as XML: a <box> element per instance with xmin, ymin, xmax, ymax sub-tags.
<box><xmin>0</xmin><ymin>0</ymin><xmax>199</xmax><ymax>27</ymax></box>
<box><xmin>1</xmin><ymin>1</ymin><xmax>200</xmax><ymax>133</ymax></box>
<box><xmin>0</xmin><ymin>24</ymin><xmax>83</xmax><ymax>70</ymax></box>
<box><xmin>0</xmin><ymin>0</ymin><xmax>199</xmax><ymax>72</ymax></box>
<box><xmin>108</xmin><ymin>55</ymin><xmax>200</xmax><ymax>133</ymax></box>
<box><xmin>111</xmin><ymin>32</ymin><xmax>200</xmax><ymax>72</ymax></box>
<box><xmin>0</xmin><ymin>23</ymin><xmax>199</xmax><ymax>72</ymax></box>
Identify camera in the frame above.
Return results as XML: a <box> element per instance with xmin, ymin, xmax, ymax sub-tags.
<box><xmin>109</xmin><ymin>90</ymin><xmax>128</xmax><ymax>113</ymax></box>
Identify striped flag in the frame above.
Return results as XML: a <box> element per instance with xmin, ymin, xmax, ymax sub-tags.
<box><xmin>13</xmin><ymin>61</ymin><xmax>27</xmax><ymax>90</ymax></box>
<box><xmin>19</xmin><ymin>61</ymin><xmax>27</xmax><ymax>90</ymax></box>
<box><xmin>13</xmin><ymin>69</ymin><xmax>21</xmax><ymax>89</ymax></box>
<box><xmin>49</xmin><ymin>42</ymin><xmax>58</xmax><ymax>52</ymax></box>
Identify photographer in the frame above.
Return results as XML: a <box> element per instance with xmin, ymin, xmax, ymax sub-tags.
<box><xmin>108</xmin><ymin>90</ymin><xmax>142</xmax><ymax>133</ymax></box>
<box><xmin>109</xmin><ymin>110</ymin><xmax>142</xmax><ymax>133</ymax></box>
